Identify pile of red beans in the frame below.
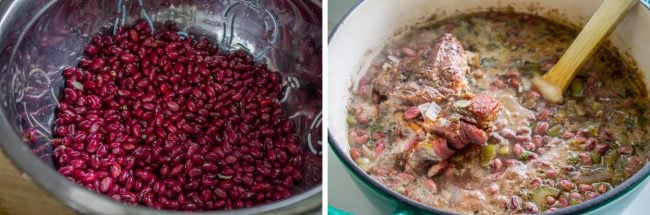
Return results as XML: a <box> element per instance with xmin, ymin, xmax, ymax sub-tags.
<box><xmin>52</xmin><ymin>20</ymin><xmax>303</xmax><ymax>210</ymax></box>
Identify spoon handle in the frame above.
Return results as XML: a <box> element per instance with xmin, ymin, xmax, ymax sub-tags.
<box><xmin>542</xmin><ymin>0</ymin><xmax>637</xmax><ymax>92</ymax></box>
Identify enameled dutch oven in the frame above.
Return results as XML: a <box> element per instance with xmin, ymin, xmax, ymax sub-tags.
<box><xmin>328</xmin><ymin>0</ymin><xmax>650</xmax><ymax>214</ymax></box>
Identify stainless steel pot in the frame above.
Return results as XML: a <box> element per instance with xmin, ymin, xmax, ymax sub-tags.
<box><xmin>0</xmin><ymin>0</ymin><xmax>322</xmax><ymax>214</ymax></box>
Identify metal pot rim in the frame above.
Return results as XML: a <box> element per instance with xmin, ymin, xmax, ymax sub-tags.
<box><xmin>0</xmin><ymin>0</ymin><xmax>322</xmax><ymax>214</ymax></box>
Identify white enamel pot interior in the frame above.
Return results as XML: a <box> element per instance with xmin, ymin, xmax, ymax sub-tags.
<box><xmin>328</xmin><ymin>0</ymin><xmax>650</xmax><ymax>214</ymax></box>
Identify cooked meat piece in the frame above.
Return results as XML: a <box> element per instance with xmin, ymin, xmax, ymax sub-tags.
<box><xmin>372</xmin><ymin>66</ymin><xmax>401</xmax><ymax>97</ymax></box>
<box><xmin>368</xmin><ymin>33</ymin><xmax>501</xmax><ymax>183</ymax></box>
<box><xmin>468</xmin><ymin>95</ymin><xmax>502</xmax><ymax>124</ymax></box>
<box><xmin>372</xmin><ymin>33</ymin><xmax>471</xmax><ymax>105</ymax></box>
<box><xmin>430</xmin><ymin>136</ymin><xmax>455</xmax><ymax>159</ymax></box>
<box><xmin>403</xmin><ymin>136</ymin><xmax>454</xmax><ymax>174</ymax></box>
<box><xmin>458</xmin><ymin>121</ymin><xmax>489</xmax><ymax>146</ymax></box>
<box><xmin>426</xmin><ymin>33</ymin><xmax>470</xmax><ymax>95</ymax></box>
<box><xmin>417</xmin><ymin>95</ymin><xmax>498</xmax><ymax>149</ymax></box>
<box><xmin>404</xmin><ymin>142</ymin><xmax>441</xmax><ymax>174</ymax></box>
<box><xmin>427</xmin><ymin>160</ymin><xmax>449</xmax><ymax>177</ymax></box>
<box><xmin>428</xmin><ymin>121</ymin><xmax>488</xmax><ymax>149</ymax></box>
<box><xmin>390</xmin><ymin>82</ymin><xmax>446</xmax><ymax>104</ymax></box>
<box><xmin>436</xmin><ymin>67</ymin><xmax>467</xmax><ymax>95</ymax></box>
<box><xmin>431</xmin><ymin>33</ymin><xmax>469</xmax><ymax>73</ymax></box>
<box><xmin>369</xmin><ymin>152</ymin><xmax>400</xmax><ymax>176</ymax></box>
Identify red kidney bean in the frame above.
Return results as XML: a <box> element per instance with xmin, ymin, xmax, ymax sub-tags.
<box><xmin>570</xmin><ymin>192</ymin><xmax>583</xmax><ymax>200</ymax></box>
<box><xmin>534</xmin><ymin>121</ymin><xmax>549</xmax><ymax>134</ymax></box>
<box><xmin>579</xmin><ymin>184</ymin><xmax>592</xmax><ymax>192</ymax></box>
<box><xmin>100</xmin><ymin>177</ymin><xmax>114</xmax><ymax>193</ymax></box>
<box><xmin>510</xmin><ymin>196</ymin><xmax>522</xmax><ymax>210</ymax></box>
<box><xmin>523</xmin><ymin>202</ymin><xmax>539</xmax><ymax>213</ymax></box>
<box><xmin>513</xmin><ymin>144</ymin><xmax>524</xmax><ymax>156</ymax></box>
<box><xmin>546</xmin><ymin>196</ymin><xmax>556</xmax><ymax>205</ymax></box>
<box><xmin>585</xmin><ymin>191</ymin><xmax>599</xmax><ymax>200</ymax></box>
<box><xmin>58</xmin><ymin>165</ymin><xmax>75</xmax><ymax>176</ymax></box>
<box><xmin>120</xmin><ymin>53</ymin><xmax>136</xmax><ymax>63</ymax></box>
<box><xmin>560</xmin><ymin>179</ymin><xmax>576</xmax><ymax>191</ymax></box>
<box><xmin>404</xmin><ymin>106</ymin><xmax>420</xmax><ymax>119</ymax></box>
<box><xmin>52</xmin><ymin>20</ymin><xmax>303</xmax><ymax>210</ymax></box>
<box><xmin>545</xmin><ymin>169</ymin><xmax>558</xmax><ymax>178</ymax></box>
<box><xmin>618</xmin><ymin>145</ymin><xmax>634</xmax><ymax>155</ymax></box>
<box><xmin>490</xmin><ymin>158</ymin><xmax>503</xmax><ymax>172</ymax></box>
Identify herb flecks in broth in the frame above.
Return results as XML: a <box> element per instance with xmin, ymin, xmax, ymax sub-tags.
<box><xmin>347</xmin><ymin>12</ymin><xmax>649</xmax><ymax>214</ymax></box>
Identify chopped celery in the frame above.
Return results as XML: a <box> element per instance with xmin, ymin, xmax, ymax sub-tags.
<box><xmin>529</xmin><ymin>185</ymin><xmax>561</xmax><ymax>209</ymax></box>
<box><xmin>451</xmin><ymin>154</ymin><xmax>465</xmax><ymax>162</ymax></box>
<box><xmin>625</xmin><ymin>114</ymin><xmax>648</xmax><ymax>128</ymax></box>
<box><xmin>455</xmin><ymin>29</ymin><xmax>469</xmax><ymax>38</ymax></box>
<box><xmin>346</xmin><ymin>115</ymin><xmax>356</xmax><ymax>126</ymax></box>
<box><xmin>487</xmin><ymin>43</ymin><xmax>499</xmax><ymax>51</ymax></box>
<box><xmin>605</xmin><ymin>150</ymin><xmax>619</xmax><ymax>168</ymax></box>
<box><xmin>591</xmin><ymin>151</ymin><xmax>602</xmax><ymax>164</ymax></box>
<box><xmin>480</xmin><ymin>144</ymin><xmax>498</xmax><ymax>167</ymax></box>
<box><xmin>422</xmin><ymin>140</ymin><xmax>433</xmax><ymax>149</ymax></box>
<box><xmin>522</xmin><ymin>61</ymin><xmax>541</xmax><ymax>71</ymax></box>
<box><xmin>567</xmin><ymin>100</ymin><xmax>577</xmax><ymax>109</ymax></box>
<box><xmin>575</xmin><ymin>104</ymin><xmax>586</xmax><ymax>116</ymax></box>
<box><xmin>612</xmin><ymin>81</ymin><xmax>627</xmax><ymax>97</ymax></box>
<box><xmin>570</xmin><ymin>79</ymin><xmax>584</xmax><ymax>97</ymax></box>
<box><xmin>498</xmin><ymin>145</ymin><xmax>510</xmax><ymax>155</ymax></box>
<box><xmin>356</xmin><ymin>157</ymin><xmax>372</xmax><ymax>171</ymax></box>
<box><xmin>639</xmin><ymin>115</ymin><xmax>648</xmax><ymax>127</ymax></box>
<box><xmin>547</xmin><ymin>125</ymin><xmax>563</xmax><ymax>137</ymax></box>
<box><xmin>522</xmin><ymin>98</ymin><xmax>537</xmax><ymax>109</ymax></box>
<box><xmin>612</xmin><ymin>155</ymin><xmax>629</xmax><ymax>184</ymax></box>
<box><xmin>587</xmin><ymin>124</ymin><xmax>599</xmax><ymax>137</ymax></box>
<box><xmin>625</xmin><ymin>115</ymin><xmax>636</xmax><ymax>129</ymax></box>
<box><xmin>555</xmin><ymin>109</ymin><xmax>567</xmax><ymax>123</ymax></box>
<box><xmin>594</xmin><ymin>110</ymin><xmax>603</xmax><ymax>118</ymax></box>
<box><xmin>570</xmin><ymin>138</ymin><xmax>582</xmax><ymax>146</ymax></box>
<box><xmin>568</xmin><ymin>153</ymin><xmax>579</xmax><ymax>164</ymax></box>
<box><xmin>519</xmin><ymin>150</ymin><xmax>531</xmax><ymax>160</ymax></box>
<box><xmin>590</xmin><ymin>101</ymin><xmax>603</xmax><ymax>112</ymax></box>
<box><xmin>570</xmin><ymin>199</ymin><xmax>582</xmax><ymax>206</ymax></box>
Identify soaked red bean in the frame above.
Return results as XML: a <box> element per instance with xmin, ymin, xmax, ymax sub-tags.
<box><xmin>52</xmin><ymin>20</ymin><xmax>303</xmax><ymax>211</ymax></box>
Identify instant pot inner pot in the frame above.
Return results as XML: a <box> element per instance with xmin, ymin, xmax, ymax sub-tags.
<box><xmin>0</xmin><ymin>0</ymin><xmax>321</xmax><ymax>206</ymax></box>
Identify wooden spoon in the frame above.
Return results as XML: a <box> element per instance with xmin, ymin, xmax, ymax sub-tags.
<box><xmin>532</xmin><ymin>0</ymin><xmax>638</xmax><ymax>103</ymax></box>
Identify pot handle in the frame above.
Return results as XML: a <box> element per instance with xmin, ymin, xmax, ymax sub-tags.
<box><xmin>327</xmin><ymin>204</ymin><xmax>414</xmax><ymax>215</ymax></box>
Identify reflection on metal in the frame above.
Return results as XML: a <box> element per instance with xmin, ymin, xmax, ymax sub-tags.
<box><xmin>49</xmin><ymin>88</ymin><xmax>59</xmax><ymax>106</ymax></box>
<box><xmin>0</xmin><ymin>0</ymin><xmax>321</xmax><ymax>213</ymax></box>
<box><xmin>115</xmin><ymin>0</ymin><xmax>155</xmax><ymax>35</ymax></box>
<box><xmin>223</xmin><ymin>0</ymin><xmax>279</xmax><ymax>60</ymax></box>
<box><xmin>177</xmin><ymin>31</ymin><xmax>189</xmax><ymax>39</ymax></box>
<box><xmin>307</xmin><ymin>111</ymin><xmax>322</xmax><ymax>155</ymax></box>
<box><xmin>140</xmin><ymin>9</ymin><xmax>155</xmax><ymax>34</ymax></box>
<box><xmin>280</xmin><ymin>76</ymin><xmax>300</xmax><ymax>103</ymax></box>
<box><xmin>255</xmin><ymin>9</ymin><xmax>279</xmax><ymax>61</ymax></box>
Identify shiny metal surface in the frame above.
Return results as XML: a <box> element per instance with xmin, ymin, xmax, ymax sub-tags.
<box><xmin>0</xmin><ymin>0</ymin><xmax>322</xmax><ymax>214</ymax></box>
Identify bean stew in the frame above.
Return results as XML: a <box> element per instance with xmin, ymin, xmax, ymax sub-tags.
<box><xmin>347</xmin><ymin>12</ymin><xmax>650</xmax><ymax>214</ymax></box>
